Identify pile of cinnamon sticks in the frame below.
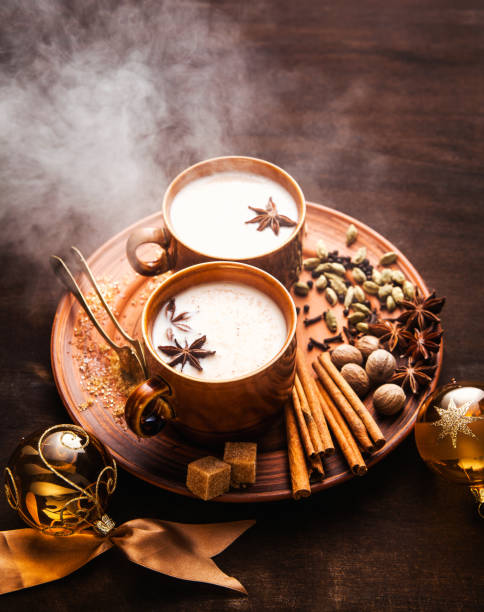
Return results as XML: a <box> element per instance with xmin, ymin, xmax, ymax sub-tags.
<box><xmin>285</xmin><ymin>348</ymin><xmax>386</xmax><ymax>499</ymax></box>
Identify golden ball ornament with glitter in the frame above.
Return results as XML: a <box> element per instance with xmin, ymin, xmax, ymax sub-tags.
<box><xmin>4</xmin><ymin>424</ymin><xmax>117</xmax><ymax>536</ymax></box>
<box><xmin>415</xmin><ymin>380</ymin><xmax>484</xmax><ymax>516</ymax></box>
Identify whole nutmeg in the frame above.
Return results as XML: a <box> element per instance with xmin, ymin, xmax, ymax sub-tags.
<box><xmin>341</xmin><ymin>363</ymin><xmax>370</xmax><ymax>397</ymax></box>
<box><xmin>331</xmin><ymin>344</ymin><xmax>363</xmax><ymax>369</ymax></box>
<box><xmin>355</xmin><ymin>335</ymin><xmax>380</xmax><ymax>359</ymax></box>
<box><xmin>365</xmin><ymin>349</ymin><xmax>396</xmax><ymax>383</ymax></box>
<box><xmin>373</xmin><ymin>383</ymin><xmax>406</xmax><ymax>415</ymax></box>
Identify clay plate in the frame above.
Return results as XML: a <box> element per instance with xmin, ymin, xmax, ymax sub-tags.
<box><xmin>51</xmin><ymin>203</ymin><xmax>443</xmax><ymax>502</ymax></box>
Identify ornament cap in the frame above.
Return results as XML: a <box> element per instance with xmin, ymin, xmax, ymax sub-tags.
<box><xmin>470</xmin><ymin>487</ymin><xmax>484</xmax><ymax>519</ymax></box>
<box><xmin>94</xmin><ymin>514</ymin><xmax>116</xmax><ymax>536</ymax></box>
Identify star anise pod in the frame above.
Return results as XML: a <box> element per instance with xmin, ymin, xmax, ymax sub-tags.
<box><xmin>158</xmin><ymin>335</ymin><xmax>215</xmax><ymax>371</ymax></box>
<box><xmin>368</xmin><ymin>319</ymin><xmax>412</xmax><ymax>352</ymax></box>
<box><xmin>245</xmin><ymin>197</ymin><xmax>297</xmax><ymax>236</ymax></box>
<box><xmin>391</xmin><ymin>360</ymin><xmax>437</xmax><ymax>394</ymax></box>
<box><xmin>403</xmin><ymin>327</ymin><xmax>442</xmax><ymax>362</ymax></box>
<box><xmin>163</xmin><ymin>298</ymin><xmax>191</xmax><ymax>331</ymax></box>
<box><xmin>397</xmin><ymin>289</ymin><xmax>445</xmax><ymax>330</ymax></box>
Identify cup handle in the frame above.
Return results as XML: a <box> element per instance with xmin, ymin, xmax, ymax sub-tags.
<box><xmin>126</xmin><ymin>226</ymin><xmax>171</xmax><ymax>276</ymax></box>
<box><xmin>125</xmin><ymin>376</ymin><xmax>176</xmax><ymax>437</ymax></box>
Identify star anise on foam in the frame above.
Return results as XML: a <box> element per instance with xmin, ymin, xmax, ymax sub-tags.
<box><xmin>158</xmin><ymin>335</ymin><xmax>215</xmax><ymax>371</ymax></box>
<box><xmin>368</xmin><ymin>319</ymin><xmax>412</xmax><ymax>352</ymax></box>
<box><xmin>397</xmin><ymin>289</ymin><xmax>446</xmax><ymax>330</ymax></box>
<box><xmin>403</xmin><ymin>327</ymin><xmax>442</xmax><ymax>362</ymax></box>
<box><xmin>164</xmin><ymin>298</ymin><xmax>191</xmax><ymax>332</ymax></box>
<box><xmin>391</xmin><ymin>360</ymin><xmax>437</xmax><ymax>394</ymax></box>
<box><xmin>245</xmin><ymin>197</ymin><xmax>297</xmax><ymax>236</ymax></box>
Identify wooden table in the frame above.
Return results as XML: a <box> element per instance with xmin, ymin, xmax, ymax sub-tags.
<box><xmin>0</xmin><ymin>1</ymin><xmax>483</xmax><ymax>610</ymax></box>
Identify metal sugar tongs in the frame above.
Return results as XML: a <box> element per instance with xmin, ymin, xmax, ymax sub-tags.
<box><xmin>51</xmin><ymin>247</ymin><xmax>147</xmax><ymax>382</ymax></box>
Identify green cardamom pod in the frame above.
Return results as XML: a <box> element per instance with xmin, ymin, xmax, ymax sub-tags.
<box><xmin>325</xmin><ymin>287</ymin><xmax>338</xmax><ymax>305</ymax></box>
<box><xmin>344</xmin><ymin>286</ymin><xmax>355</xmax><ymax>309</ymax></box>
<box><xmin>346</xmin><ymin>223</ymin><xmax>358</xmax><ymax>246</ymax></box>
<box><xmin>372</xmin><ymin>269</ymin><xmax>383</xmax><ymax>285</ymax></box>
<box><xmin>315</xmin><ymin>275</ymin><xmax>328</xmax><ymax>292</ymax></box>
<box><xmin>378</xmin><ymin>283</ymin><xmax>393</xmax><ymax>300</ymax></box>
<box><xmin>330</xmin><ymin>262</ymin><xmax>347</xmax><ymax>276</ymax></box>
<box><xmin>392</xmin><ymin>286</ymin><xmax>404</xmax><ymax>304</ymax></box>
<box><xmin>356</xmin><ymin>322</ymin><xmax>369</xmax><ymax>333</ymax></box>
<box><xmin>403</xmin><ymin>280</ymin><xmax>415</xmax><ymax>300</ymax></box>
<box><xmin>353</xmin><ymin>247</ymin><xmax>367</xmax><ymax>265</ymax></box>
<box><xmin>351</xmin><ymin>303</ymin><xmax>371</xmax><ymax>315</ymax></box>
<box><xmin>347</xmin><ymin>311</ymin><xmax>367</xmax><ymax>324</ymax></box>
<box><xmin>317</xmin><ymin>262</ymin><xmax>334</xmax><ymax>273</ymax></box>
<box><xmin>381</xmin><ymin>269</ymin><xmax>393</xmax><ymax>284</ymax></box>
<box><xmin>294</xmin><ymin>281</ymin><xmax>310</xmax><ymax>297</ymax></box>
<box><xmin>314</xmin><ymin>263</ymin><xmax>328</xmax><ymax>275</ymax></box>
<box><xmin>303</xmin><ymin>257</ymin><xmax>321</xmax><ymax>270</ymax></box>
<box><xmin>363</xmin><ymin>280</ymin><xmax>379</xmax><ymax>295</ymax></box>
<box><xmin>392</xmin><ymin>270</ymin><xmax>405</xmax><ymax>285</ymax></box>
<box><xmin>352</xmin><ymin>267</ymin><xmax>367</xmax><ymax>284</ymax></box>
<box><xmin>354</xmin><ymin>285</ymin><xmax>366</xmax><ymax>303</ymax></box>
<box><xmin>386</xmin><ymin>295</ymin><xmax>396</xmax><ymax>313</ymax></box>
<box><xmin>316</xmin><ymin>240</ymin><xmax>328</xmax><ymax>261</ymax></box>
<box><xmin>329</xmin><ymin>277</ymin><xmax>347</xmax><ymax>297</ymax></box>
<box><xmin>379</xmin><ymin>251</ymin><xmax>398</xmax><ymax>266</ymax></box>
<box><xmin>324</xmin><ymin>310</ymin><xmax>338</xmax><ymax>333</ymax></box>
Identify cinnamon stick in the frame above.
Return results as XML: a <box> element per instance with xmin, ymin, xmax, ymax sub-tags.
<box><xmin>312</xmin><ymin>360</ymin><xmax>375</xmax><ymax>453</ymax></box>
<box><xmin>294</xmin><ymin>374</ymin><xmax>323</xmax><ymax>455</ymax></box>
<box><xmin>291</xmin><ymin>386</ymin><xmax>315</xmax><ymax>458</ymax></box>
<box><xmin>296</xmin><ymin>349</ymin><xmax>334</xmax><ymax>456</ymax></box>
<box><xmin>284</xmin><ymin>401</ymin><xmax>311</xmax><ymax>499</ymax></box>
<box><xmin>308</xmin><ymin>454</ymin><xmax>325</xmax><ymax>481</ymax></box>
<box><xmin>319</xmin><ymin>352</ymin><xmax>386</xmax><ymax>450</ymax></box>
<box><xmin>314</xmin><ymin>381</ymin><xmax>367</xmax><ymax>476</ymax></box>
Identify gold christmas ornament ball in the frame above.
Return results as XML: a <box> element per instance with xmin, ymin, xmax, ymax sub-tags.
<box><xmin>4</xmin><ymin>424</ymin><xmax>117</xmax><ymax>536</ymax></box>
<box><xmin>415</xmin><ymin>381</ymin><xmax>484</xmax><ymax>515</ymax></box>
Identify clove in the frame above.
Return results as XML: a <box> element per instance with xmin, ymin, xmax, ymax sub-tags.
<box><xmin>303</xmin><ymin>314</ymin><xmax>323</xmax><ymax>327</ymax></box>
<box><xmin>324</xmin><ymin>333</ymin><xmax>343</xmax><ymax>344</ymax></box>
<box><xmin>309</xmin><ymin>337</ymin><xmax>330</xmax><ymax>351</ymax></box>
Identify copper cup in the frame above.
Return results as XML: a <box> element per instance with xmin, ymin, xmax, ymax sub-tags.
<box><xmin>126</xmin><ymin>156</ymin><xmax>306</xmax><ymax>288</ymax></box>
<box><xmin>124</xmin><ymin>261</ymin><xmax>297</xmax><ymax>446</ymax></box>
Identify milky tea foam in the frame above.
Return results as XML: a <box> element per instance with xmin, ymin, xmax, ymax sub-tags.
<box><xmin>168</xmin><ymin>171</ymin><xmax>299</xmax><ymax>260</ymax></box>
<box><xmin>151</xmin><ymin>280</ymin><xmax>288</xmax><ymax>380</ymax></box>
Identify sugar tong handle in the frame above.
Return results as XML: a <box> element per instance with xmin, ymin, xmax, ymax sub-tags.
<box><xmin>51</xmin><ymin>250</ymin><xmax>147</xmax><ymax>379</ymax></box>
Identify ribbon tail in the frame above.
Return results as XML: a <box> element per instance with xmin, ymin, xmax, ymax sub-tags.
<box><xmin>0</xmin><ymin>528</ymin><xmax>112</xmax><ymax>595</ymax></box>
<box><xmin>111</xmin><ymin>519</ymin><xmax>255</xmax><ymax>595</ymax></box>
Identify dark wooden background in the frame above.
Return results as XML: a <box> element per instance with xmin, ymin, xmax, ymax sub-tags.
<box><xmin>1</xmin><ymin>1</ymin><xmax>483</xmax><ymax>610</ymax></box>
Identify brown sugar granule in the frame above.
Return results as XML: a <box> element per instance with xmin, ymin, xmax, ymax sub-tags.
<box><xmin>186</xmin><ymin>456</ymin><xmax>231</xmax><ymax>501</ymax></box>
<box><xmin>223</xmin><ymin>442</ymin><xmax>257</xmax><ymax>485</ymax></box>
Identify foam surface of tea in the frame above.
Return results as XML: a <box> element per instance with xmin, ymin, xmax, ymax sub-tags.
<box><xmin>169</xmin><ymin>171</ymin><xmax>299</xmax><ymax>259</ymax></box>
<box><xmin>152</xmin><ymin>281</ymin><xmax>287</xmax><ymax>379</ymax></box>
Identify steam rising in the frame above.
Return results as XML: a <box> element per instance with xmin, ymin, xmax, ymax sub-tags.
<box><xmin>0</xmin><ymin>0</ymin><xmax>253</xmax><ymax>259</ymax></box>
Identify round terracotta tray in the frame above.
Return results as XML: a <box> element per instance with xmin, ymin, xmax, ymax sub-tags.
<box><xmin>51</xmin><ymin>203</ymin><xmax>442</xmax><ymax>502</ymax></box>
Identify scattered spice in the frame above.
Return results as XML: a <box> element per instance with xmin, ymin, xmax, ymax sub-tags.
<box><xmin>403</xmin><ymin>327</ymin><xmax>442</xmax><ymax>362</ymax></box>
<box><xmin>303</xmin><ymin>314</ymin><xmax>323</xmax><ymax>327</ymax></box>
<box><xmin>246</xmin><ymin>197</ymin><xmax>297</xmax><ymax>235</ymax></box>
<box><xmin>158</xmin><ymin>335</ymin><xmax>216</xmax><ymax>371</ymax></box>
<box><xmin>309</xmin><ymin>337</ymin><xmax>330</xmax><ymax>351</ymax></box>
<box><xmin>368</xmin><ymin>319</ymin><xmax>411</xmax><ymax>352</ymax></box>
<box><xmin>397</xmin><ymin>289</ymin><xmax>446</xmax><ymax>330</ymax></box>
<box><xmin>391</xmin><ymin>361</ymin><xmax>437</xmax><ymax>394</ymax></box>
<box><xmin>324</xmin><ymin>333</ymin><xmax>343</xmax><ymax>344</ymax></box>
<box><xmin>346</xmin><ymin>224</ymin><xmax>358</xmax><ymax>246</ymax></box>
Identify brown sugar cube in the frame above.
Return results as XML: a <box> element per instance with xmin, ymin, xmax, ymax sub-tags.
<box><xmin>223</xmin><ymin>442</ymin><xmax>257</xmax><ymax>485</ymax></box>
<box><xmin>186</xmin><ymin>456</ymin><xmax>231</xmax><ymax>501</ymax></box>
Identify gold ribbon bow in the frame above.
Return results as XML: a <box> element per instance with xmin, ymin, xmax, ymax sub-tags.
<box><xmin>0</xmin><ymin>518</ymin><xmax>254</xmax><ymax>595</ymax></box>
